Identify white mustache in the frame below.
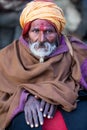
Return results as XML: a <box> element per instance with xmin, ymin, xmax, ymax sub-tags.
<box><xmin>29</xmin><ymin>41</ymin><xmax>56</xmax><ymax>58</ymax></box>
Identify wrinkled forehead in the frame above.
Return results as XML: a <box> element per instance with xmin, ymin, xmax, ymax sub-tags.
<box><xmin>30</xmin><ymin>19</ymin><xmax>57</xmax><ymax>31</ymax></box>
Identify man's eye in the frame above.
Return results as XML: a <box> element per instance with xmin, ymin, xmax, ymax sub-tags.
<box><xmin>45</xmin><ymin>30</ymin><xmax>54</xmax><ymax>34</ymax></box>
<box><xmin>32</xmin><ymin>29</ymin><xmax>39</xmax><ymax>33</ymax></box>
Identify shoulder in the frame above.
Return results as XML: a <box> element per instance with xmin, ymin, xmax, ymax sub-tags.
<box><xmin>0</xmin><ymin>40</ymin><xmax>20</xmax><ymax>58</ymax></box>
<box><xmin>66</xmin><ymin>35</ymin><xmax>87</xmax><ymax>50</ymax></box>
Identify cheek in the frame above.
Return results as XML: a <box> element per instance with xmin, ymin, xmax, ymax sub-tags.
<box><xmin>28</xmin><ymin>32</ymin><xmax>38</xmax><ymax>43</ymax></box>
<box><xmin>48</xmin><ymin>34</ymin><xmax>57</xmax><ymax>43</ymax></box>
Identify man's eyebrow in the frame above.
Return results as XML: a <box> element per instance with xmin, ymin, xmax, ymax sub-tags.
<box><xmin>30</xmin><ymin>26</ymin><xmax>55</xmax><ymax>32</ymax></box>
<box><xmin>30</xmin><ymin>27</ymin><xmax>39</xmax><ymax>30</ymax></box>
<box><xmin>35</xmin><ymin>27</ymin><xmax>55</xmax><ymax>30</ymax></box>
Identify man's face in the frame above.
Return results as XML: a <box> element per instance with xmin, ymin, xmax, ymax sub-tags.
<box><xmin>28</xmin><ymin>19</ymin><xmax>57</xmax><ymax>60</ymax></box>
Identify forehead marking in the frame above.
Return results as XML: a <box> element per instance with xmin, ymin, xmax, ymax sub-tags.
<box><xmin>39</xmin><ymin>25</ymin><xmax>46</xmax><ymax>31</ymax></box>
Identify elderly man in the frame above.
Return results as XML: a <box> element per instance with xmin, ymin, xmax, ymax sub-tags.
<box><xmin>0</xmin><ymin>0</ymin><xmax>87</xmax><ymax>130</ymax></box>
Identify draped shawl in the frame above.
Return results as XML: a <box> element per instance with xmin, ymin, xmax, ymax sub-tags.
<box><xmin>0</xmin><ymin>35</ymin><xmax>87</xmax><ymax>129</ymax></box>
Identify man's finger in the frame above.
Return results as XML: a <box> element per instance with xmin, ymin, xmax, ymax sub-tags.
<box><xmin>27</xmin><ymin>109</ymin><xmax>34</xmax><ymax>128</ymax></box>
<box><xmin>32</xmin><ymin>108</ymin><xmax>39</xmax><ymax>127</ymax></box>
<box><xmin>36</xmin><ymin>104</ymin><xmax>44</xmax><ymax>126</ymax></box>
<box><xmin>24</xmin><ymin>108</ymin><xmax>30</xmax><ymax>125</ymax></box>
<box><xmin>40</xmin><ymin>100</ymin><xmax>45</xmax><ymax>111</ymax></box>
<box><xmin>47</xmin><ymin>105</ymin><xmax>57</xmax><ymax>118</ymax></box>
<box><xmin>43</xmin><ymin>103</ymin><xmax>50</xmax><ymax>117</ymax></box>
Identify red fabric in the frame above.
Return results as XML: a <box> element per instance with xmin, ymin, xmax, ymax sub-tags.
<box><xmin>22</xmin><ymin>22</ymin><xmax>31</xmax><ymax>38</ymax></box>
<box><xmin>42</xmin><ymin>111</ymin><xmax>68</xmax><ymax>130</ymax></box>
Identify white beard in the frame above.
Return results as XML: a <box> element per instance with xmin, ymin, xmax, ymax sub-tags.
<box><xmin>29</xmin><ymin>41</ymin><xmax>56</xmax><ymax>62</ymax></box>
<box><xmin>29</xmin><ymin>42</ymin><xmax>56</xmax><ymax>57</ymax></box>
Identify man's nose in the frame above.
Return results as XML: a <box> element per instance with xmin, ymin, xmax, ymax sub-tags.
<box><xmin>38</xmin><ymin>31</ymin><xmax>46</xmax><ymax>43</ymax></box>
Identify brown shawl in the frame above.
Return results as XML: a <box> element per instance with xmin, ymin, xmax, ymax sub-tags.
<box><xmin>0</xmin><ymin>37</ymin><xmax>87</xmax><ymax>129</ymax></box>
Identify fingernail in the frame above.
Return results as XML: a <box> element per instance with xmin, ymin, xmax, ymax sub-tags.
<box><xmin>47</xmin><ymin>115</ymin><xmax>51</xmax><ymax>119</ymax></box>
<box><xmin>27</xmin><ymin>121</ymin><xmax>29</xmax><ymax>125</ymax></box>
<box><xmin>40</xmin><ymin>108</ymin><xmax>43</xmax><ymax>111</ymax></box>
<box><xmin>40</xmin><ymin>122</ymin><xmax>43</xmax><ymax>125</ymax></box>
<box><xmin>35</xmin><ymin>124</ymin><xmax>38</xmax><ymax>127</ymax></box>
<box><xmin>31</xmin><ymin>124</ymin><xmax>34</xmax><ymax>128</ymax></box>
<box><xmin>43</xmin><ymin>114</ymin><xmax>46</xmax><ymax>117</ymax></box>
<box><xmin>35</xmin><ymin>95</ymin><xmax>38</xmax><ymax>98</ymax></box>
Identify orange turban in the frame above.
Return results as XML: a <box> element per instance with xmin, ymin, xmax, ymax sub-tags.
<box><xmin>20</xmin><ymin>0</ymin><xmax>66</xmax><ymax>33</ymax></box>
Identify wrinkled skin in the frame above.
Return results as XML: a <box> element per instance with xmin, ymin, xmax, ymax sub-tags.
<box><xmin>24</xmin><ymin>95</ymin><xmax>57</xmax><ymax>128</ymax></box>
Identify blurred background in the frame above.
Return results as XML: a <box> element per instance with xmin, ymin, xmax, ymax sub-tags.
<box><xmin>0</xmin><ymin>0</ymin><xmax>87</xmax><ymax>49</ymax></box>
<box><xmin>55</xmin><ymin>0</ymin><xmax>87</xmax><ymax>42</ymax></box>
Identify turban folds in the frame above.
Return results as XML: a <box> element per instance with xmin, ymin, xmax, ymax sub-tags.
<box><xmin>20</xmin><ymin>1</ymin><xmax>66</xmax><ymax>34</ymax></box>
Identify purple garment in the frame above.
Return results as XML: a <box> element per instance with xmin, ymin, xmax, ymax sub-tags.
<box><xmin>12</xmin><ymin>90</ymin><xmax>29</xmax><ymax>120</ymax></box>
<box><xmin>70</xmin><ymin>36</ymin><xmax>87</xmax><ymax>90</ymax></box>
<box><xmin>80</xmin><ymin>59</ymin><xmax>87</xmax><ymax>89</ymax></box>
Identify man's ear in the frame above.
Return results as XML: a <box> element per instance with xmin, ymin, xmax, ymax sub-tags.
<box><xmin>24</xmin><ymin>34</ymin><xmax>30</xmax><ymax>43</ymax></box>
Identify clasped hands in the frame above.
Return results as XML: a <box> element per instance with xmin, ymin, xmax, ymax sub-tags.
<box><xmin>24</xmin><ymin>95</ymin><xmax>57</xmax><ymax>128</ymax></box>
